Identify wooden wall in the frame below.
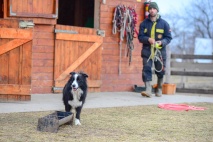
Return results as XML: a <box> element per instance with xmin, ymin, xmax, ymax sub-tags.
<box><xmin>99</xmin><ymin>0</ymin><xmax>145</xmax><ymax>92</ymax></box>
<box><xmin>32</xmin><ymin>0</ymin><xmax>146</xmax><ymax>93</ymax></box>
<box><xmin>1</xmin><ymin>0</ymin><xmax>146</xmax><ymax>94</ymax></box>
<box><xmin>1</xmin><ymin>0</ymin><xmax>56</xmax><ymax>94</ymax></box>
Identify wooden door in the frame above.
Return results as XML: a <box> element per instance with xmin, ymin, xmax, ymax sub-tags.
<box><xmin>0</xmin><ymin>19</ymin><xmax>33</xmax><ymax>101</ymax></box>
<box><xmin>53</xmin><ymin>25</ymin><xmax>103</xmax><ymax>93</ymax></box>
<box><xmin>4</xmin><ymin>0</ymin><xmax>58</xmax><ymax>19</ymax></box>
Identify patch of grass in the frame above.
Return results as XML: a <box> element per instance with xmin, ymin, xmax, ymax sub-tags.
<box><xmin>0</xmin><ymin>103</ymin><xmax>213</xmax><ymax>142</ymax></box>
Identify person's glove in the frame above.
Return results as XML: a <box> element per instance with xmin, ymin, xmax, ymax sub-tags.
<box><xmin>155</xmin><ymin>42</ymin><xmax>162</xmax><ymax>49</ymax></box>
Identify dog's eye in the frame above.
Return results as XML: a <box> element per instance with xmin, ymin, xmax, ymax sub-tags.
<box><xmin>77</xmin><ymin>77</ymin><xmax>80</xmax><ymax>81</ymax></box>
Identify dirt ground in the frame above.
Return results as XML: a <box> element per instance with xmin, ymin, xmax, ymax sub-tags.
<box><xmin>0</xmin><ymin>103</ymin><xmax>212</xmax><ymax>142</ymax></box>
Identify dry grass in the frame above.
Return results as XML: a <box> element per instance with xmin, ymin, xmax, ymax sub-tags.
<box><xmin>0</xmin><ymin>103</ymin><xmax>213</xmax><ymax>142</ymax></box>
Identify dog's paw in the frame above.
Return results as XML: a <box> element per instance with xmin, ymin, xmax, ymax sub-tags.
<box><xmin>75</xmin><ymin>119</ymin><xmax>81</xmax><ymax>125</ymax></box>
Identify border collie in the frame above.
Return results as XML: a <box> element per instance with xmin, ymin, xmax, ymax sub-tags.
<box><xmin>62</xmin><ymin>72</ymin><xmax>88</xmax><ymax>125</ymax></box>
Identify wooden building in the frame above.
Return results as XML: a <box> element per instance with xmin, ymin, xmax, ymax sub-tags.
<box><xmin>0</xmin><ymin>0</ymin><xmax>145</xmax><ymax>101</ymax></box>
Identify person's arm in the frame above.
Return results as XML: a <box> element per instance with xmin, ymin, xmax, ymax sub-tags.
<box><xmin>161</xmin><ymin>22</ymin><xmax>172</xmax><ymax>47</ymax></box>
<box><xmin>138</xmin><ymin>22</ymin><xmax>150</xmax><ymax>44</ymax></box>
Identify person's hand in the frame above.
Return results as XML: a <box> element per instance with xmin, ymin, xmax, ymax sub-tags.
<box><xmin>155</xmin><ymin>41</ymin><xmax>162</xmax><ymax>49</ymax></box>
<box><xmin>156</xmin><ymin>41</ymin><xmax>162</xmax><ymax>46</ymax></box>
<box><xmin>148</xmin><ymin>38</ymin><xmax>155</xmax><ymax>45</ymax></box>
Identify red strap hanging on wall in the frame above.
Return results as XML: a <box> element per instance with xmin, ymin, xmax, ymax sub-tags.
<box><xmin>144</xmin><ymin>0</ymin><xmax>150</xmax><ymax>19</ymax></box>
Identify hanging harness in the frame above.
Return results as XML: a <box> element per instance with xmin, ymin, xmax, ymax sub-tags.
<box><xmin>112</xmin><ymin>5</ymin><xmax>138</xmax><ymax>74</ymax></box>
<box><xmin>147</xmin><ymin>19</ymin><xmax>164</xmax><ymax>72</ymax></box>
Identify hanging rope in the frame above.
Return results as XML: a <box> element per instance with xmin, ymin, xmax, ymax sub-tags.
<box><xmin>112</xmin><ymin>5</ymin><xmax>138</xmax><ymax>74</ymax></box>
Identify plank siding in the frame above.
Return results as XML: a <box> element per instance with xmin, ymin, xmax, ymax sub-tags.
<box><xmin>3</xmin><ymin>0</ymin><xmax>57</xmax><ymax>24</ymax></box>
<box><xmin>100</xmin><ymin>0</ymin><xmax>144</xmax><ymax>92</ymax></box>
<box><xmin>9</xmin><ymin>0</ymin><xmax>57</xmax><ymax>18</ymax></box>
<box><xmin>54</xmin><ymin>25</ymin><xmax>102</xmax><ymax>92</ymax></box>
<box><xmin>0</xmin><ymin>19</ymin><xmax>32</xmax><ymax>100</ymax></box>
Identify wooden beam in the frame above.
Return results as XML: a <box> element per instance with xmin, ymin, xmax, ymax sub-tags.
<box><xmin>0</xmin><ymin>39</ymin><xmax>31</xmax><ymax>55</ymax></box>
<box><xmin>171</xmin><ymin>62</ymin><xmax>213</xmax><ymax>71</ymax></box>
<box><xmin>0</xmin><ymin>28</ymin><xmax>33</xmax><ymax>39</ymax></box>
<box><xmin>0</xmin><ymin>84</ymin><xmax>31</xmax><ymax>95</ymax></box>
<box><xmin>171</xmin><ymin>71</ymin><xmax>213</xmax><ymax>77</ymax></box>
<box><xmin>8</xmin><ymin>12</ymin><xmax>57</xmax><ymax>19</ymax></box>
<box><xmin>3</xmin><ymin>0</ymin><xmax>8</xmax><ymax>18</ymax></box>
<box><xmin>55</xmin><ymin>42</ymin><xmax>102</xmax><ymax>82</ymax></box>
<box><xmin>176</xmin><ymin>88</ymin><xmax>213</xmax><ymax>94</ymax></box>
<box><xmin>0</xmin><ymin>94</ymin><xmax>31</xmax><ymax>101</ymax></box>
<box><xmin>171</xmin><ymin>54</ymin><xmax>213</xmax><ymax>60</ymax></box>
<box><xmin>54</xmin><ymin>79</ymin><xmax>102</xmax><ymax>88</ymax></box>
<box><xmin>53</xmin><ymin>79</ymin><xmax>102</xmax><ymax>93</ymax></box>
<box><xmin>56</xmin><ymin>33</ymin><xmax>103</xmax><ymax>43</ymax></box>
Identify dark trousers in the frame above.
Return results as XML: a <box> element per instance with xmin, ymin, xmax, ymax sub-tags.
<box><xmin>141</xmin><ymin>48</ymin><xmax>166</xmax><ymax>82</ymax></box>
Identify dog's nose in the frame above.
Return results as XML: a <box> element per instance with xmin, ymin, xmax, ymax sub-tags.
<box><xmin>72</xmin><ymin>84</ymin><xmax>76</xmax><ymax>88</ymax></box>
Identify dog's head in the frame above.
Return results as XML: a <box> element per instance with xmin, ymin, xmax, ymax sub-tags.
<box><xmin>69</xmin><ymin>72</ymin><xmax>88</xmax><ymax>91</ymax></box>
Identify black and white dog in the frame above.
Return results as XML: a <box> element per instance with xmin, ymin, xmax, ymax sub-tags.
<box><xmin>62</xmin><ymin>72</ymin><xmax>88</xmax><ymax>125</ymax></box>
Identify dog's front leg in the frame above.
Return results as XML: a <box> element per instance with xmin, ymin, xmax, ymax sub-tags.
<box><xmin>65</xmin><ymin>104</ymin><xmax>72</xmax><ymax>112</ymax></box>
<box><xmin>75</xmin><ymin>119</ymin><xmax>81</xmax><ymax>125</ymax></box>
<box><xmin>75</xmin><ymin>107</ymin><xmax>82</xmax><ymax>125</ymax></box>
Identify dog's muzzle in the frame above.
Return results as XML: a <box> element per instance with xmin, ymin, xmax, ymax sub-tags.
<box><xmin>72</xmin><ymin>85</ymin><xmax>78</xmax><ymax>91</ymax></box>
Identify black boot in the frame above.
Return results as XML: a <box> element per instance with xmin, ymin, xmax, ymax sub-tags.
<box><xmin>155</xmin><ymin>78</ymin><xmax>163</xmax><ymax>97</ymax></box>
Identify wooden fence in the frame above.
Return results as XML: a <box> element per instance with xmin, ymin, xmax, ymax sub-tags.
<box><xmin>165</xmin><ymin>52</ymin><xmax>213</xmax><ymax>94</ymax></box>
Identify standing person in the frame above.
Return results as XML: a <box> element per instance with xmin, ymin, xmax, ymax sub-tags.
<box><xmin>138</xmin><ymin>2</ymin><xmax>172</xmax><ymax>97</ymax></box>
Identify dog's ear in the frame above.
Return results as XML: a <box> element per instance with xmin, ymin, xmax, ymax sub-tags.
<box><xmin>70</xmin><ymin>72</ymin><xmax>75</xmax><ymax>76</ymax></box>
<box><xmin>82</xmin><ymin>73</ymin><xmax>88</xmax><ymax>78</ymax></box>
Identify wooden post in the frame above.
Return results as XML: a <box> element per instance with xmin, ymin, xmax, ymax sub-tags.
<box><xmin>165</xmin><ymin>46</ymin><xmax>171</xmax><ymax>83</ymax></box>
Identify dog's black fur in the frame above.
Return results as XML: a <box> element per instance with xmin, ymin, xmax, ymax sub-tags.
<box><xmin>62</xmin><ymin>72</ymin><xmax>88</xmax><ymax>125</ymax></box>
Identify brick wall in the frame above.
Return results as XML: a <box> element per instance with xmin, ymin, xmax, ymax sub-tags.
<box><xmin>30</xmin><ymin>0</ymin><xmax>146</xmax><ymax>93</ymax></box>
<box><xmin>31</xmin><ymin>25</ymin><xmax>55</xmax><ymax>93</ymax></box>
<box><xmin>99</xmin><ymin>0</ymin><xmax>145</xmax><ymax>91</ymax></box>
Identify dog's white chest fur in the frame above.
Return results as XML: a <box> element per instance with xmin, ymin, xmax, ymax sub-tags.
<box><xmin>68</xmin><ymin>89</ymin><xmax>83</xmax><ymax>108</ymax></box>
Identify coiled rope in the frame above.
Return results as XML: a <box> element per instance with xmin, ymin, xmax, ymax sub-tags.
<box><xmin>147</xmin><ymin>44</ymin><xmax>164</xmax><ymax>72</ymax></box>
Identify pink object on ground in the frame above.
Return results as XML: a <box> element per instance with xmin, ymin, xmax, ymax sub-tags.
<box><xmin>158</xmin><ymin>103</ymin><xmax>207</xmax><ymax>111</ymax></box>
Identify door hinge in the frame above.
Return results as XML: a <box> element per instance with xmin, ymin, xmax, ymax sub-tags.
<box><xmin>19</xmin><ymin>20</ymin><xmax>34</xmax><ymax>28</ymax></box>
<box><xmin>97</xmin><ymin>29</ymin><xmax>105</xmax><ymax>37</ymax></box>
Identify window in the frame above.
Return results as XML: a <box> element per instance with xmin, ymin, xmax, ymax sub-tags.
<box><xmin>57</xmin><ymin>0</ymin><xmax>95</xmax><ymax>28</ymax></box>
<box><xmin>0</xmin><ymin>0</ymin><xmax>3</xmax><ymax>18</ymax></box>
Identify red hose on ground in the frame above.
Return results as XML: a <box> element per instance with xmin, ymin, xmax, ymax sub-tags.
<box><xmin>158</xmin><ymin>103</ymin><xmax>207</xmax><ymax>111</ymax></box>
